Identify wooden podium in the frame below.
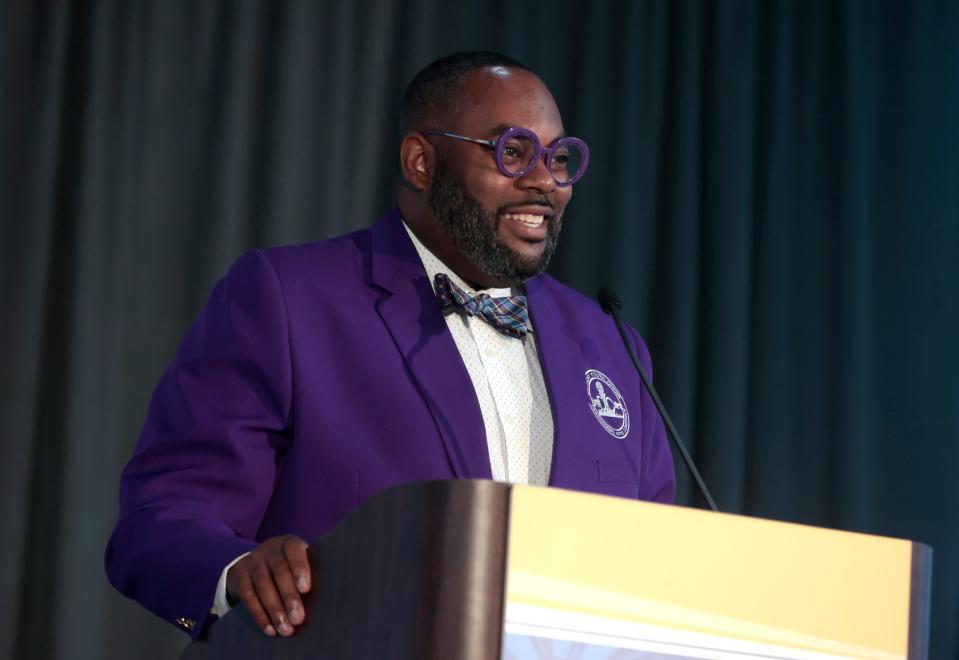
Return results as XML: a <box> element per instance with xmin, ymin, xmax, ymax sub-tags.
<box><xmin>180</xmin><ymin>480</ymin><xmax>931</xmax><ymax>659</ymax></box>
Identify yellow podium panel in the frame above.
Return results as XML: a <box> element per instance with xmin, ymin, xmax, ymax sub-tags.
<box><xmin>503</xmin><ymin>486</ymin><xmax>925</xmax><ymax>659</ymax></box>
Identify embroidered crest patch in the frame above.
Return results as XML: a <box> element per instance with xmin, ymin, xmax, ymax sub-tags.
<box><xmin>585</xmin><ymin>369</ymin><xmax>630</xmax><ymax>438</ymax></box>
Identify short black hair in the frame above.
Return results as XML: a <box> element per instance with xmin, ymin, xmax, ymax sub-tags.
<box><xmin>399</xmin><ymin>51</ymin><xmax>530</xmax><ymax>137</ymax></box>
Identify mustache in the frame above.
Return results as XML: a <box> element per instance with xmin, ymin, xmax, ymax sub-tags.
<box><xmin>498</xmin><ymin>198</ymin><xmax>555</xmax><ymax>214</ymax></box>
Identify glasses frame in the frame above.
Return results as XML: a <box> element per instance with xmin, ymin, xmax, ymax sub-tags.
<box><xmin>421</xmin><ymin>126</ymin><xmax>589</xmax><ymax>187</ymax></box>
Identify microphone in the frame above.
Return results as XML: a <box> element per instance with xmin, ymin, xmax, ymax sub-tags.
<box><xmin>598</xmin><ymin>286</ymin><xmax>718</xmax><ymax>512</ymax></box>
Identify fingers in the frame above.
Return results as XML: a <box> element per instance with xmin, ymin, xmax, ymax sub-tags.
<box><xmin>283</xmin><ymin>537</ymin><xmax>311</xmax><ymax>594</ymax></box>
<box><xmin>252</xmin><ymin>555</ymin><xmax>295</xmax><ymax>636</ymax></box>
<box><xmin>264</xmin><ymin>542</ymin><xmax>305</xmax><ymax>627</ymax></box>
<box><xmin>227</xmin><ymin>535</ymin><xmax>312</xmax><ymax>637</ymax></box>
<box><xmin>229</xmin><ymin>567</ymin><xmax>277</xmax><ymax>636</ymax></box>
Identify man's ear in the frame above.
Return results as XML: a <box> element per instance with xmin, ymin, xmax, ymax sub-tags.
<box><xmin>399</xmin><ymin>133</ymin><xmax>432</xmax><ymax>191</ymax></box>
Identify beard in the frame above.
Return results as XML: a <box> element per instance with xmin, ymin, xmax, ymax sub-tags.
<box><xmin>427</xmin><ymin>159</ymin><xmax>561</xmax><ymax>287</ymax></box>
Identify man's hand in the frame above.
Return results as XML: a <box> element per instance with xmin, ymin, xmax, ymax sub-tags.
<box><xmin>226</xmin><ymin>535</ymin><xmax>312</xmax><ymax>637</ymax></box>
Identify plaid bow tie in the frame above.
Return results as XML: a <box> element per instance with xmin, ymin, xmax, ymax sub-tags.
<box><xmin>434</xmin><ymin>273</ymin><xmax>530</xmax><ymax>340</ymax></box>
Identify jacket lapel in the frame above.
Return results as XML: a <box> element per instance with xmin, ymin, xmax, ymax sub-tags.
<box><xmin>368</xmin><ymin>210</ymin><xmax>492</xmax><ymax>479</ymax></box>
<box><xmin>526</xmin><ymin>276</ymin><xmax>606</xmax><ymax>493</ymax></box>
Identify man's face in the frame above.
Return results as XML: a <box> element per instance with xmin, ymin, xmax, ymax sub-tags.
<box><xmin>427</xmin><ymin>67</ymin><xmax>573</xmax><ymax>287</ymax></box>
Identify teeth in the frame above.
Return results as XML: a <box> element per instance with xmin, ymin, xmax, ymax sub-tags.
<box><xmin>503</xmin><ymin>213</ymin><xmax>545</xmax><ymax>228</ymax></box>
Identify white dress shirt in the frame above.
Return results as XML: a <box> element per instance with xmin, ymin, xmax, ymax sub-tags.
<box><xmin>404</xmin><ymin>222</ymin><xmax>554</xmax><ymax>485</ymax></box>
<box><xmin>211</xmin><ymin>222</ymin><xmax>554</xmax><ymax>615</ymax></box>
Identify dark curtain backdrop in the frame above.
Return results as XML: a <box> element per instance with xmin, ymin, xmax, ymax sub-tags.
<box><xmin>2</xmin><ymin>1</ymin><xmax>957</xmax><ymax>658</ymax></box>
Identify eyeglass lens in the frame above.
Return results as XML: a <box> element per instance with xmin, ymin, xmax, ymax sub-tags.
<box><xmin>500</xmin><ymin>134</ymin><xmax>586</xmax><ymax>184</ymax></box>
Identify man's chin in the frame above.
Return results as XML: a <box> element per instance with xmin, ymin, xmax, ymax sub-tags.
<box><xmin>501</xmin><ymin>249</ymin><xmax>552</xmax><ymax>284</ymax></box>
<box><xmin>498</xmin><ymin>237</ymin><xmax>544</xmax><ymax>265</ymax></box>
<box><xmin>514</xmin><ymin>251</ymin><xmax>549</xmax><ymax>279</ymax></box>
<box><xmin>497</xmin><ymin>220</ymin><xmax>559</xmax><ymax>274</ymax></box>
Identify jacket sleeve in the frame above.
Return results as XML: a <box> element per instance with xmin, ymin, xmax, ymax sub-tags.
<box><xmin>626</xmin><ymin>324</ymin><xmax>677</xmax><ymax>504</ymax></box>
<box><xmin>104</xmin><ymin>250</ymin><xmax>293</xmax><ymax>638</ymax></box>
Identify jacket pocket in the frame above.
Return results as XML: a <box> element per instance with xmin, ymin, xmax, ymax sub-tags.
<box><xmin>595</xmin><ymin>459</ymin><xmax>640</xmax><ymax>499</ymax></box>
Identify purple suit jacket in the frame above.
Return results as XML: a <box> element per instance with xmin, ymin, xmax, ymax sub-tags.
<box><xmin>105</xmin><ymin>209</ymin><xmax>675</xmax><ymax>638</ymax></box>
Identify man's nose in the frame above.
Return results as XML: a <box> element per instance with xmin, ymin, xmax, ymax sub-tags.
<box><xmin>516</xmin><ymin>154</ymin><xmax>556</xmax><ymax>193</ymax></box>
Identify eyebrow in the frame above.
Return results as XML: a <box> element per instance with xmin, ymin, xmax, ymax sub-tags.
<box><xmin>480</xmin><ymin>123</ymin><xmax>568</xmax><ymax>141</ymax></box>
<box><xmin>485</xmin><ymin>123</ymin><xmax>512</xmax><ymax>137</ymax></box>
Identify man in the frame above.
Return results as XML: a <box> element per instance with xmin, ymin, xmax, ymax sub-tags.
<box><xmin>105</xmin><ymin>51</ymin><xmax>675</xmax><ymax>641</ymax></box>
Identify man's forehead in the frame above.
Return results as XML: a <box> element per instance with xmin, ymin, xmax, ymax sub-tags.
<box><xmin>451</xmin><ymin>67</ymin><xmax>565</xmax><ymax>137</ymax></box>
<box><xmin>461</xmin><ymin>67</ymin><xmax>553</xmax><ymax>110</ymax></box>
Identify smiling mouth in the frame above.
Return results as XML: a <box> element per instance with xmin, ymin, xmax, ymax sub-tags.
<box><xmin>502</xmin><ymin>212</ymin><xmax>547</xmax><ymax>229</ymax></box>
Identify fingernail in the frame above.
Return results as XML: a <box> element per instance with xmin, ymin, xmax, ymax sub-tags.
<box><xmin>279</xmin><ymin>622</ymin><xmax>293</xmax><ymax>635</ymax></box>
<box><xmin>264</xmin><ymin>625</ymin><xmax>276</xmax><ymax>636</ymax></box>
<box><xmin>297</xmin><ymin>576</ymin><xmax>310</xmax><ymax>592</ymax></box>
<box><xmin>289</xmin><ymin>603</ymin><xmax>303</xmax><ymax>624</ymax></box>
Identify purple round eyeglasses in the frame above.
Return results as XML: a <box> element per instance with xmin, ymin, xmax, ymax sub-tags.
<box><xmin>421</xmin><ymin>126</ymin><xmax>590</xmax><ymax>187</ymax></box>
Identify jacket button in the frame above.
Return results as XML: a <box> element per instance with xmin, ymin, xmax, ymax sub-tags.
<box><xmin>175</xmin><ymin>617</ymin><xmax>196</xmax><ymax>631</ymax></box>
